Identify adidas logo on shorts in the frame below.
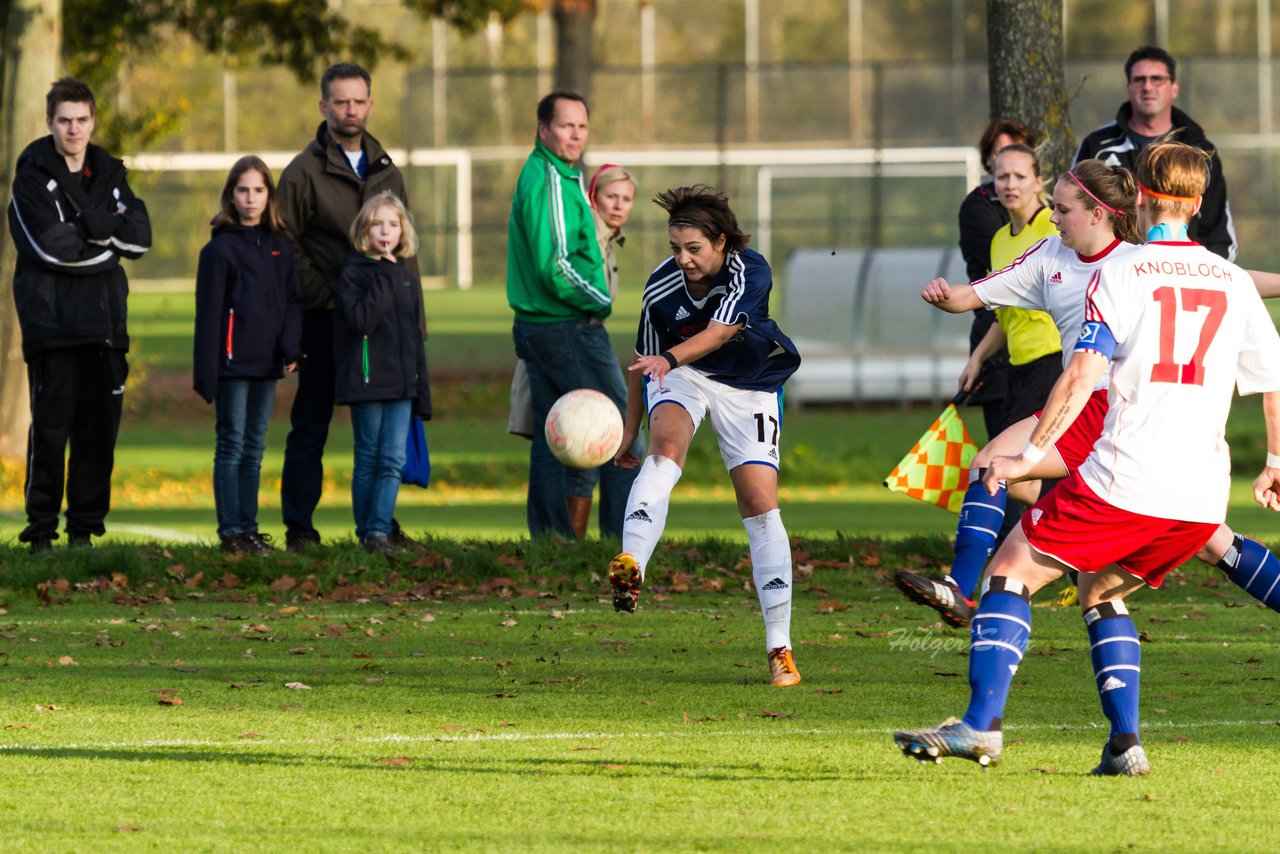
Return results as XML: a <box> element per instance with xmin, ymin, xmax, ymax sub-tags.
<box><xmin>674</xmin><ymin>305</ymin><xmax>691</xmax><ymax>320</ymax></box>
<box><xmin>1099</xmin><ymin>675</ymin><xmax>1128</xmax><ymax>693</ymax></box>
<box><xmin>626</xmin><ymin>509</ymin><xmax>653</xmax><ymax>523</ymax></box>
<box><xmin>1030</xmin><ymin>508</ymin><xmax>1043</xmax><ymax>526</ymax></box>
<box><xmin>761</xmin><ymin>577</ymin><xmax>789</xmax><ymax>590</ymax></box>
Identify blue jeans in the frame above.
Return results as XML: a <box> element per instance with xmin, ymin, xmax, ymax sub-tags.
<box><xmin>350</xmin><ymin>399</ymin><xmax>412</xmax><ymax>540</ymax></box>
<box><xmin>214</xmin><ymin>379</ymin><xmax>277</xmax><ymax>538</ymax></box>
<box><xmin>513</xmin><ymin>318</ymin><xmax>639</xmax><ymax>538</ymax></box>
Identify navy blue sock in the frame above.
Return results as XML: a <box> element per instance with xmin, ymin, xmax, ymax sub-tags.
<box><xmin>1217</xmin><ymin>534</ymin><xmax>1280</xmax><ymax>612</ymax></box>
<box><xmin>1085</xmin><ymin>601</ymin><xmax>1141</xmax><ymax>743</ymax></box>
<box><xmin>961</xmin><ymin>578</ymin><xmax>1030</xmax><ymax>732</ymax></box>
<box><xmin>949</xmin><ymin>469</ymin><xmax>1006</xmax><ymax>600</ymax></box>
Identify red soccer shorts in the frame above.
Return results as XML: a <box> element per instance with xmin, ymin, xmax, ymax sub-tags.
<box><xmin>1035</xmin><ymin>388</ymin><xmax>1108</xmax><ymax>473</ymax></box>
<box><xmin>1020</xmin><ymin>472</ymin><xmax>1217</xmax><ymax>587</ymax></box>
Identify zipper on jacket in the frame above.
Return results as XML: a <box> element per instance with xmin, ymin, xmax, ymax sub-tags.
<box><xmin>226</xmin><ymin>308</ymin><xmax>235</xmax><ymax>361</ymax></box>
<box><xmin>361</xmin><ymin>335</ymin><xmax>369</xmax><ymax>384</ymax></box>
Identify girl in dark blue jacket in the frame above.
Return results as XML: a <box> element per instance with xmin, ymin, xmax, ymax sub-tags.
<box><xmin>193</xmin><ymin>156</ymin><xmax>303</xmax><ymax>554</ymax></box>
<box><xmin>334</xmin><ymin>191</ymin><xmax>431</xmax><ymax>554</ymax></box>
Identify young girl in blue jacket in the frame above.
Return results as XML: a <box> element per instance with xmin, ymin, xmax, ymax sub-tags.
<box><xmin>194</xmin><ymin>156</ymin><xmax>303</xmax><ymax>555</ymax></box>
<box><xmin>334</xmin><ymin>192</ymin><xmax>432</xmax><ymax>554</ymax></box>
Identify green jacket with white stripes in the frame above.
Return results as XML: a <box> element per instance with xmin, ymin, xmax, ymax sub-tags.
<box><xmin>506</xmin><ymin>140</ymin><xmax>611</xmax><ymax>323</ymax></box>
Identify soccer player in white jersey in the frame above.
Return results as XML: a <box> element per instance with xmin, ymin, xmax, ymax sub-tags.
<box><xmin>607</xmin><ymin>186</ymin><xmax>804</xmax><ymax>687</ymax></box>
<box><xmin>896</xmin><ymin>159</ymin><xmax>1141</xmax><ymax>626</ymax></box>
<box><xmin>894</xmin><ymin>141</ymin><xmax>1280</xmax><ymax>775</ymax></box>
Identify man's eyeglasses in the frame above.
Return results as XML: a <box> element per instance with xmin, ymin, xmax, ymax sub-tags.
<box><xmin>1129</xmin><ymin>75</ymin><xmax>1172</xmax><ymax>86</ymax></box>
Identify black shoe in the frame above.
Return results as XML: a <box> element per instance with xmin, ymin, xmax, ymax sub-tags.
<box><xmin>220</xmin><ymin>533</ymin><xmax>253</xmax><ymax>554</ymax></box>
<box><xmin>67</xmin><ymin>533</ymin><xmax>93</xmax><ymax>549</ymax></box>
<box><xmin>389</xmin><ymin>525</ymin><xmax>420</xmax><ymax>550</ymax></box>
<box><xmin>285</xmin><ymin>533</ymin><xmax>319</xmax><ymax>554</ymax></box>
<box><xmin>243</xmin><ymin>532</ymin><xmax>275</xmax><ymax>557</ymax></box>
<box><xmin>893</xmin><ymin>570</ymin><xmax>976</xmax><ymax>628</ymax></box>
<box><xmin>29</xmin><ymin>536</ymin><xmax>54</xmax><ymax>554</ymax></box>
<box><xmin>362</xmin><ymin>535</ymin><xmax>396</xmax><ymax>555</ymax></box>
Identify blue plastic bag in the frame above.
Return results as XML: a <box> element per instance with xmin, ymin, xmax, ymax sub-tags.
<box><xmin>402</xmin><ymin>415</ymin><xmax>431</xmax><ymax>488</ymax></box>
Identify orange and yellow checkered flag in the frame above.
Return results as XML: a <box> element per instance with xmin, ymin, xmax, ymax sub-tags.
<box><xmin>883</xmin><ymin>403</ymin><xmax>978</xmax><ymax>514</ymax></box>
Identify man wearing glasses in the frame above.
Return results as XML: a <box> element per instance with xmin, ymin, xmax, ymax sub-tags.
<box><xmin>1074</xmin><ymin>45</ymin><xmax>1236</xmax><ymax>261</ymax></box>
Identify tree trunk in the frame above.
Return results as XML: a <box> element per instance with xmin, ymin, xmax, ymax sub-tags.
<box><xmin>987</xmin><ymin>0</ymin><xmax>1072</xmax><ymax>181</ymax></box>
<box><xmin>552</xmin><ymin>0</ymin><xmax>595</xmax><ymax>99</ymax></box>
<box><xmin>0</xmin><ymin>0</ymin><xmax>60</xmax><ymax>460</ymax></box>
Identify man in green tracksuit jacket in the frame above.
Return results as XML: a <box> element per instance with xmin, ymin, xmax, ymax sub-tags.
<box><xmin>507</xmin><ymin>91</ymin><xmax>638</xmax><ymax>539</ymax></box>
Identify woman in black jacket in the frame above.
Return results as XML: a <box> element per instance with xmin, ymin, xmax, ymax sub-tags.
<box><xmin>334</xmin><ymin>192</ymin><xmax>431</xmax><ymax>554</ymax></box>
<box><xmin>193</xmin><ymin>156</ymin><xmax>303</xmax><ymax>554</ymax></box>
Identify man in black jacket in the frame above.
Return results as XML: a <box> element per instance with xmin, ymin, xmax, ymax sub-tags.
<box><xmin>277</xmin><ymin>62</ymin><xmax>423</xmax><ymax>551</ymax></box>
<box><xmin>7</xmin><ymin>78</ymin><xmax>151</xmax><ymax>552</ymax></box>
<box><xmin>1074</xmin><ymin>45</ymin><xmax>1236</xmax><ymax>261</ymax></box>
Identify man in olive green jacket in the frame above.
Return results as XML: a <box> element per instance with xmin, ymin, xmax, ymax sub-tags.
<box><xmin>278</xmin><ymin>62</ymin><xmax>423</xmax><ymax>551</ymax></box>
<box><xmin>507</xmin><ymin>91</ymin><xmax>637</xmax><ymax>539</ymax></box>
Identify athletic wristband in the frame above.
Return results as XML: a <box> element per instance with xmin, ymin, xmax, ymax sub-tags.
<box><xmin>1267</xmin><ymin>452</ymin><xmax>1280</xmax><ymax>469</ymax></box>
<box><xmin>1020</xmin><ymin>442</ymin><xmax>1046</xmax><ymax>465</ymax></box>
<box><xmin>659</xmin><ymin>351</ymin><xmax>678</xmax><ymax>370</ymax></box>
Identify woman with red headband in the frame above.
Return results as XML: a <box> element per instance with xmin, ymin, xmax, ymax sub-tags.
<box><xmin>895</xmin><ymin>158</ymin><xmax>1141</xmax><ymax>626</ymax></box>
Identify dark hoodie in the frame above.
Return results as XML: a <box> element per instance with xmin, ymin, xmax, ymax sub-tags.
<box><xmin>1073</xmin><ymin>103</ymin><xmax>1236</xmax><ymax>261</ymax></box>
<box><xmin>333</xmin><ymin>252</ymin><xmax>431</xmax><ymax>417</ymax></box>
<box><xmin>7</xmin><ymin>136</ymin><xmax>151</xmax><ymax>360</ymax></box>
<box><xmin>276</xmin><ymin>123</ymin><xmax>416</xmax><ymax>311</ymax></box>
<box><xmin>192</xmin><ymin>222</ymin><xmax>304</xmax><ymax>403</ymax></box>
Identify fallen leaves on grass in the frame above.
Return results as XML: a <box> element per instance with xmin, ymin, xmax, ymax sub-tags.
<box><xmin>283</xmin><ymin>682</ymin><xmax>311</xmax><ymax>690</ymax></box>
<box><xmin>760</xmin><ymin>709</ymin><xmax>793</xmax><ymax>719</ymax></box>
<box><xmin>816</xmin><ymin>600</ymin><xmax>849</xmax><ymax>613</ymax></box>
<box><xmin>35</xmin><ymin>704</ymin><xmax>68</xmax><ymax>712</ymax></box>
<box><xmin>241</xmin><ymin>733</ymin><xmax>264</xmax><ymax>739</ymax></box>
<box><xmin>601</xmin><ymin>764</ymin><xmax>627</xmax><ymax>771</ymax></box>
<box><xmin>114</xmin><ymin>826</ymin><xmax>142</xmax><ymax>832</ymax></box>
<box><xmin>5</xmin><ymin>723</ymin><xmax>33</xmax><ymax>729</ymax></box>
<box><xmin>812</xmin><ymin>688</ymin><xmax>843</xmax><ymax>695</ymax></box>
<box><xmin>499</xmin><ymin>619</ymin><xmax>518</xmax><ymax>628</ymax></box>
<box><xmin>157</xmin><ymin>690</ymin><xmax>183</xmax><ymax>706</ymax></box>
<box><xmin>682</xmin><ymin>713</ymin><xmax>728</xmax><ymax>723</ymax></box>
<box><xmin>379</xmin><ymin>757</ymin><xmax>413</xmax><ymax>767</ymax></box>
<box><xmin>57</xmin><ymin>656</ymin><xmax>76</xmax><ymax>666</ymax></box>
<box><xmin>571</xmin><ymin>745</ymin><xmax>602</xmax><ymax>751</ymax></box>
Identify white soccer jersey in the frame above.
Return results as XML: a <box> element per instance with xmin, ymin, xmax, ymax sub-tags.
<box><xmin>1077</xmin><ymin>241</ymin><xmax>1280</xmax><ymax>522</ymax></box>
<box><xmin>972</xmin><ymin>235</ymin><xmax>1139</xmax><ymax>389</ymax></box>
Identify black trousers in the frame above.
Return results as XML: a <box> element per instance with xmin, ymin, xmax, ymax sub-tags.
<box><xmin>281</xmin><ymin>308</ymin><xmax>336</xmax><ymax>541</ymax></box>
<box><xmin>22</xmin><ymin>347</ymin><xmax>127</xmax><ymax>542</ymax></box>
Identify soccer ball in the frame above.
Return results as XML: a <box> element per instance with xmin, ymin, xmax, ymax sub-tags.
<box><xmin>544</xmin><ymin>389</ymin><xmax>624</xmax><ymax>469</ymax></box>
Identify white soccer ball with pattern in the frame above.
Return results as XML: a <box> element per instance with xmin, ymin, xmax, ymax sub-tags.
<box><xmin>544</xmin><ymin>389</ymin><xmax>624</xmax><ymax>469</ymax></box>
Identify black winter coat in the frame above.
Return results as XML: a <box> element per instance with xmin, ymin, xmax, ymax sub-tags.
<box><xmin>333</xmin><ymin>253</ymin><xmax>431</xmax><ymax>417</ymax></box>
<box><xmin>7</xmin><ymin>136</ymin><xmax>151</xmax><ymax>360</ymax></box>
<box><xmin>192</xmin><ymin>223</ymin><xmax>304</xmax><ymax>403</ymax></box>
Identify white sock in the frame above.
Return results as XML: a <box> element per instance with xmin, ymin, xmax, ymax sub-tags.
<box><xmin>622</xmin><ymin>455</ymin><xmax>682</xmax><ymax>581</ymax></box>
<box><xmin>746</xmin><ymin>508</ymin><xmax>792</xmax><ymax>651</ymax></box>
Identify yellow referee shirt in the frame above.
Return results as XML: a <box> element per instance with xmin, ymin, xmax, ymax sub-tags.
<box><xmin>990</xmin><ymin>206</ymin><xmax>1061</xmax><ymax>366</ymax></box>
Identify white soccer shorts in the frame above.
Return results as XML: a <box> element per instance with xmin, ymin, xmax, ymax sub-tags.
<box><xmin>645</xmin><ymin>366</ymin><xmax>783</xmax><ymax>471</ymax></box>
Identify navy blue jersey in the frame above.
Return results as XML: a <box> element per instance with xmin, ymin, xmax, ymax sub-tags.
<box><xmin>635</xmin><ymin>247</ymin><xmax>800</xmax><ymax>392</ymax></box>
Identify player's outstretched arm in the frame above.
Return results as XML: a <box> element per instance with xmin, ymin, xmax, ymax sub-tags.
<box><xmin>921</xmin><ymin>278</ymin><xmax>983</xmax><ymax>312</ymax></box>
<box><xmin>628</xmin><ymin>321</ymin><xmax>742</xmax><ymax>387</ymax></box>
<box><xmin>1247</xmin><ymin>270</ymin><xmax>1280</xmax><ymax>300</ymax></box>
<box><xmin>983</xmin><ymin>349</ymin><xmax>1108</xmax><ymax>493</ymax></box>
<box><xmin>1253</xmin><ymin>390</ymin><xmax>1280</xmax><ymax>510</ymax></box>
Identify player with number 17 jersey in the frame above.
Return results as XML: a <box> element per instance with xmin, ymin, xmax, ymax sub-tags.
<box><xmin>635</xmin><ymin>247</ymin><xmax>800</xmax><ymax>391</ymax></box>
<box><xmin>1079</xmin><ymin>240</ymin><xmax>1280</xmax><ymax>523</ymax></box>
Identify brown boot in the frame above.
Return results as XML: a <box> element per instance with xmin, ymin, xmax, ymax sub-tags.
<box><xmin>567</xmin><ymin>495</ymin><xmax>592</xmax><ymax>540</ymax></box>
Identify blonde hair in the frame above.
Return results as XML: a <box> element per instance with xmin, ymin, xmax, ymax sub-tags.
<box><xmin>1136</xmin><ymin>141</ymin><xmax>1212</xmax><ymax>222</ymax></box>
<box><xmin>589</xmin><ymin>165</ymin><xmax>636</xmax><ymax>207</ymax></box>
<box><xmin>349</xmin><ymin>191</ymin><xmax>418</xmax><ymax>258</ymax></box>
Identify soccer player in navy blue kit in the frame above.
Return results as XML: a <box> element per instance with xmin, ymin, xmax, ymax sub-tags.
<box><xmin>608</xmin><ymin>186</ymin><xmax>803</xmax><ymax>687</ymax></box>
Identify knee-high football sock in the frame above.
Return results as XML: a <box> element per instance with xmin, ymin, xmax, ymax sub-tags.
<box><xmin>746</xmin><ymin>508</ymin><xmax>792</xmax><ymax>651</ymax></box>
<box><xmin>949</xmin><ymin>469</ymin><xmax>1007</xmax><ymax>600</ymax></box>
<box><xmin>1217</xmin><ymin>534</ymin><xmax>1280</xmax><ymax>612</ymax></box>
<box><xmin>1085</xmin><ymin>600</ymin><xmax>1142</xmax><ymax>754</ymax></box>
<box><xmin>962</xmin><ymin>577</ymin><xmax>1031</xmax><ymax>732</ymax></box>
<box><xmin>621</xmin><ymin>455</ymin><xmax>681</xmax><ymax>581</ymax></box>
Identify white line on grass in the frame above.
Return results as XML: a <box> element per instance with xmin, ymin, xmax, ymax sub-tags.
<box><xmin>0</xmin><ymin>718</ymin><xmax>1276</xmax><ymax>753</ymax></box>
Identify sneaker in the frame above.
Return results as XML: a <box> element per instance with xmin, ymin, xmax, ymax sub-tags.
<box><xmin>767</xmin><ymin>646</ymin><xmax>802</xmax><ymax>687</ymax></box>
<box><xmin>893</xmin><ymin>717</ymin><xmax>1002</xmax><ymax>767</ymax></box>
<box><xmin>894</xmin><ymin>570</ymin><xmax>975</xmax><ymax>627</ymax></box>
<box><xmin>362</xmin><ymin>535</ymin><xmax>396</xmax><ymax>556</ymax></box>
<box><xmin>1043</xmin><ymin>583</ymin><xmax>1079</xmax><ymax>608</ymax></box>
<box><xmin>243</xmin><ymin>532</ymin><xmax>275</xmax><ymax>557</ymax></box>
<box><xmin>1091</xmin><ymin>742</ymin><xmax>1150</xmax><ymax>777</ymax></box>
<box><xmin>67</xmin><ymin>533</ymin><xmax>93</xmax><ymax>549</ymax></box>
<box><xmin>389</xmin><ymin>523</ymin><xmax>421</xmax><ymax>550</ymax></box>
<box><xmin>609</xmin><ymin>553</ymin><xmax>641</xmax><ymax>613</ymax></box>
<box><xmin>220</xmin><ymin>534</ymin><xmax>253</xmax><ymax>554</ymax></box>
